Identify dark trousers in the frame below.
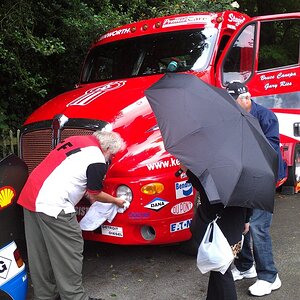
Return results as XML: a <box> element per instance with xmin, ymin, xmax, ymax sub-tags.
<box><xmin>206</xmin><ymin>267</ymin><xmax>237</xmax><ymax>300</ymax></box>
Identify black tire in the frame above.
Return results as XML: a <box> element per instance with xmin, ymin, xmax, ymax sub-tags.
<box><xmin>282</xmin><ymin>144</ymin><xmax>300</xmax><ymax>194</ymax></box>
<box><xmin>0</xmin><ymin>290</ymin><xmax>13</xmax><ymax>300</ymax></box>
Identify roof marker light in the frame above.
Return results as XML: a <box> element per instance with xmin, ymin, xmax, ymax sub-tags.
<box><xmin>216</xmin><ymin>16</ymin><xmax>223</xmax><ymax>23</ymax></box>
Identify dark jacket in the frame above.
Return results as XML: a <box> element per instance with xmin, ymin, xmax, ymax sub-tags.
<box><xmin>250</xmin><ymin>101</ymin><xmax>286</xmax><ymax>180</ymax></box>
<box><xmin>187</xmin><ymin>170</ymin><xmax>251</xmax><ymax>247</ymax></box>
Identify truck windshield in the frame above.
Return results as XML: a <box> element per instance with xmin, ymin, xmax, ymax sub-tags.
<box><xmin>81</xmin><ymin>28</ymin><xmax>217</xmax><ymax>83</ymax></box>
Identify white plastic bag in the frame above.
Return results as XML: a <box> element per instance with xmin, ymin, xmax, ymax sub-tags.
<box><xmin>196</xmin><ymin>218</ymin><xmax>234</xmax><ymax>274</ymax></box>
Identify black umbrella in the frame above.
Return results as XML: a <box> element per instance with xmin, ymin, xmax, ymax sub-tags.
<box><xmin>145</xmin><ymin>73</ymin><xmax>278</xmax><ymax>212</ymax></box>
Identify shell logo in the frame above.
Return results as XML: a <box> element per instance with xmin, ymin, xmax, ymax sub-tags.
<box><xmin>0</xmin><ymin>186</ymin><xmax>16</xmax><ymax>210</ymax></box>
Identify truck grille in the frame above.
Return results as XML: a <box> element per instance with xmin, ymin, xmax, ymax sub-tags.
<box><xmin>21</xmin><ymin>128</ymin><xmax>94</xmax><ymax>173</ymax></box>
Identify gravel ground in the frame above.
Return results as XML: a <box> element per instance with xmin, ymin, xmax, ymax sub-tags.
<box><xmin>26</xmin><ymin>193</ymin><xmax>300</xmax><ymax>300</ymax></box>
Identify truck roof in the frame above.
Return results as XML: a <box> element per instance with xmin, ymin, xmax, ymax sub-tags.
<box><xmin>94</xmin><ymin>10</ymin><xmax>251</xmax><ymax>46</ymax></box>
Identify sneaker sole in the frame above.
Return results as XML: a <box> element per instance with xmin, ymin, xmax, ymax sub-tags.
<box><xmin>248</xmin><ymin>281</ymin><xmax>281</xmax><ymax>296</ymax></box>
<box><xmin>233</xmin><ymin>273</ymin><xmax>257</xmax><ymax>281</ymax></box>
<box><xmin>271</xmin><ymin>281</ymin><xmax>282</xmax><ymax>291</ymax></box>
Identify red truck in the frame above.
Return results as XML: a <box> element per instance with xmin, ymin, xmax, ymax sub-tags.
<box><xmin>19</xmin><ymin>10</ymin><xmax>300</xmax><ymax>245</ymax></box>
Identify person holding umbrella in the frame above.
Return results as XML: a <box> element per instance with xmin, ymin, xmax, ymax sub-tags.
<box><xmin>226</xmin><ymin>81</ymin><xmax>286</xmax><ymax>297</ymax></box>
<box><xmin>146</xmin><ymin>73</ymin><xmax>280</xmax><ymax>300</ymax></box>
<box><xmin>181</xmin><ymin>164</ymin><xmax>251</xmax><ymax>300</ymax></box>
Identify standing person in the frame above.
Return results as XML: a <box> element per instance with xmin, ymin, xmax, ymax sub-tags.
<box><xmin>18</xmin><ymin>130</ymin><xmax>126</xmax><ymax>300</ymax></box>
<box><xmin>182</xmin><ymin>165</ymin><xmax>251</xmax><ymax>300</ymax></box>
<box><xmin>226</xmin><ymin>81</ymin><xmax>286</xmax><ymax>297</ymax></box>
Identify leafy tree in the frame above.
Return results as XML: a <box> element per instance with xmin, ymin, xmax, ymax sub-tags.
<box><xmin>237</xmin><ymin>0</ymin><xmax>300</xmax><ymax>16</ymax></box>
<box><xmin>0</xmin><ymin>0</ymin><xmax>253</xmax><ymax>131</ymax></box>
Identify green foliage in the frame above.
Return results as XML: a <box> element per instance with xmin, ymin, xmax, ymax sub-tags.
<box><xmin>0</xmin><ymin>0</ymin><xmax>233</xmax><ymax>130</ymax></box>
<box><xmin>0</xmin><ymin>0</ymin><xmax>294</xmax><ymax>130</ymax></box>
<box><xmin>237</xmin><ymin>0</ymin><xmax>300</xmax><ymax>16</ymax></box>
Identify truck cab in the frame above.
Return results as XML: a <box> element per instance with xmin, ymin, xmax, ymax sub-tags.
<box><xmin>19</xmin><ymin>10</ymin><xmax>300</xmax><ymax>245</ymax></box>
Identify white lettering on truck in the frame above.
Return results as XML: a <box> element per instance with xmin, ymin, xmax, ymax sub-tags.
<box><xmin>99</xmin><ymin>28</ymin><xmax>131</xmax><ymax>41</ymax></box>
<box><xmin>67</xmin><ymin>81</ymin><xmax>126</xmax><ymax>106</ymax></box>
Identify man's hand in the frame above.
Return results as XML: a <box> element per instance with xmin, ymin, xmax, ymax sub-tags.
<box><xmin>88</xmin><ymin>191</ymin><xmax>127</xmax><ymax>207</ymax></box>
<box><xmin>243</xmin><ymin>222</ymin><xmax>250</xmax><ymax>235</ymax></box>
<box><xmin>115</xmin><ymin>198</ymin><xmax>127</xmax><ymax>208</ymax></box>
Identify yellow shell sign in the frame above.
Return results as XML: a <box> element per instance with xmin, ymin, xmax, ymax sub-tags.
<box><xmin>0</xmin><ymin>186</ymin><xmax>16</xmax><ymax>210</ymax></box>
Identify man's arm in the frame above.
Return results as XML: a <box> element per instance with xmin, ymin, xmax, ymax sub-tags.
<box><xmin>257</xmin><ymin>108</ymin><xmax>280</xmax><ymax>151</ymax></box>
<box><xmin>88</xmin><ymin>191</ymin><xmax>126</xmax><ymax>208</ymax></box>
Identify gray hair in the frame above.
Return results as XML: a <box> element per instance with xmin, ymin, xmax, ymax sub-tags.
<box><xmin>93</xmin><ymin>130</ymin><xmax>126</xmax><ymax>154</ymax></box>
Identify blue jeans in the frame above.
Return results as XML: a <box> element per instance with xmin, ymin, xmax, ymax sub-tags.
<box><xmin>234</xmin><ymin>209</ymin><xmax>278</xmax><ymax>283</ymax></box>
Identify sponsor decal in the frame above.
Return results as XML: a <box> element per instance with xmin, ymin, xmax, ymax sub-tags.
<box><xmin>0</xmin><ymin>186</ymin><xmax>15</xmax><ymax>210</ymax></box>
<box><xmin>228</xmin><ymin>13</ymin><xmax>246</xmax><ymax>27</ymax></box>
<box><xmin>259</xmin><ymin>71</ymin><xmax>297</xmax><ymax>91</ymax></box>
<box><xmin>170</xmin><ymin>219</ymin><xmax>192</xmax><ymax>232</ymax></box>
<box><xmin>179</xmin><ymin>171</ymin><xmax>187</xmax><ymax>179</ymax></box>
<box><xmin>99</xmin><ymin>28</ymin><xmax>131</xmax><ymax>41</ymax></box>
<box><xmin>163</xmin><ymin>15</ymin><xmax>211</xmax><ymax>28</ymax></box>
<box><xmin>0</xmin><ymin>256</ymin><xmax>12</xmax><ymax>279</ymax></box>
<box><xmin>75</xmin><ymin>206</ymin><xmax>89</xmax><ymax>217</ymax></box>
<box><xmin>128</xmin><ymin>212</ymin><xmax>151</xmax><ymax>219</ymax></box>
<box><xmin>144</xmin><ymin>197</ymin><xmax>169</xmax><ymax>211</ymax></box>
<box><xmin>146</xmin><ymin>157</ymin><xmax>180</xmax><ymax>171</ymax></box>
<box><xmin>227</xmin><ymin>24</ymin><xmax>236</xmax><ymax>30</ymax></box>
<box><xmin>67</xmin><ymin>81</ymin><xmax>126</xmax><ymax>106</ymax></box>
<box><xmin>171</xmin><ymin>201</ymin><xmax>193</xmax><ymax>215</ymax></box>
<box><xmin>101</xmin><ymin>225</ymin><xmax>123</xmax><ymax>237</ymax></box>
<box><xmin>175</xmin><ymin>180</ymin><xmax>193</xmax><ymax>199</ymax></box>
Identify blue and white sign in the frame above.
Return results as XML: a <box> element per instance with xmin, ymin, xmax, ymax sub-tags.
<box><xmin>170</xmin><ymin>219</ymin><xmax>192</xmax><ymax>232</ymax></box>
<box><xmin>175</xmin><ymin>180</ymin><xmax>193</xmax><ymax>199</ymax></box>
<box><xmin>144</xmin><ymin>198</ymin><xmax>169</xmax><ymax>211</ymax></box>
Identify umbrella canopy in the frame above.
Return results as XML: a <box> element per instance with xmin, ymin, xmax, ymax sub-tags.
<box><xmin>145</xmin><ymin>73</ymin><xmax>278</xmax><ymax>212</ymax></box>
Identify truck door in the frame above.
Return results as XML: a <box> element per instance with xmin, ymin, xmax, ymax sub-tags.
<box><xmin>216</xmin><ymin>13</ymin><xmax>300</xmax><ymax>94</ymax></box>
<box><xmin>215</xmin><ymin>13</ymin><xmax>300</xmax><ymax>193</ymax></box>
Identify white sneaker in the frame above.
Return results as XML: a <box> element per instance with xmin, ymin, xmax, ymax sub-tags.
<box><xmin>231</xmin><ymin>265</ymin><xmax>257</xmax><ymax>281</ymax></box>
<box><xmin>248</xmin><ymin>274</ymin><xmax>282</xmax><ymax>296</ymax></box>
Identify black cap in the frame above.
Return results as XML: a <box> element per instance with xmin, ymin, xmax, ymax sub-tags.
<box><xmin>226</xmin><ymin>82</ymin><xmax>249</xmax><ymax>99</ymax></box>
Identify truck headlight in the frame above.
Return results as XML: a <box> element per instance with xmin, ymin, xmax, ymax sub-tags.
<box><xmin>116</xmin><ymin>185</ymin><xmax>133</xmax><ymax>202</ymax></box>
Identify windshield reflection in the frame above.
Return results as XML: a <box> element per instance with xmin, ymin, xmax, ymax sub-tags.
<box><xmin>253</xmin><ymin>92</ymin><xmax>300</xmax><ymax>109</ymax></box>
<box><xmin>81</xmin><ymin>28</ymin><xmax>217</xmax><ymax>83</ymax></box>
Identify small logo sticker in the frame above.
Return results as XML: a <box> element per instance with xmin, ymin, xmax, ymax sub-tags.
<box><xmin>170</xmin><ymin>219</ymin><xmax>192</xmax><ymax>232</ymax></box>
<box><xmin>101</xmin><ymin>225</ymin><xmax>123</xmax><ymax>237</ymax></box>
<box><xmin>171</xmin><ymin>201</ymin><xmax>193</xmax><ymax>215</ymax></box>
<box><xmin>175</xmin><ymin>181</ymin><xmax>193</xmax><ymax>199</ymax></box>
<box><xmin>0</xmin><ymin>186</ymin><xmax>16</xmax><ymax>210</ymax></box>
<box><xmin>144</xmin><ymin>198</ymin><xmax>169</xmax><ymax>211</ymax></box>
<box><xmin>128</xmin><ymin>212</ymin><xmax>151</xmax><ymax>219</ymax></box>
<box><xmin>0</xmin><ymin>256</ymin><xmax>12</xmax><ymax>279</ymax></box>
